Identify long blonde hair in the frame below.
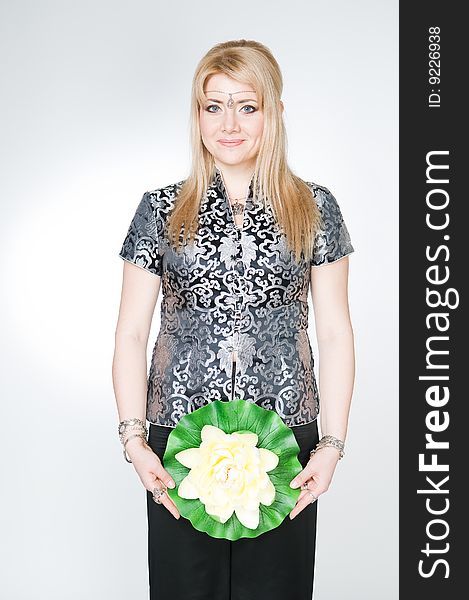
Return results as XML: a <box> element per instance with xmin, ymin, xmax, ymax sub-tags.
<box><xmin>166</xmin><ymin>39</ymin><xmax>322</xmax><ymax>263</ymax></box>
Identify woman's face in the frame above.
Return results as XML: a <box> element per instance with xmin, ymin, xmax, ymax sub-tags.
<box><xmin>200</xmin><ymin>73</ymin><xmax>264</xmax><ymax>172</ymax></box>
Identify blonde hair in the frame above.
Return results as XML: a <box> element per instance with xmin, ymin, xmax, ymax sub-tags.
<box><xmin>166</xmin><ymin>39</ymin><xmax>321</xmax><ymax>263</ymax></box>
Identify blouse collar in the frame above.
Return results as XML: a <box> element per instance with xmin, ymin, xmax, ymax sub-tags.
<box><xmin>212</xmin><ymin>165</ymin><xmax>255</xmax><ymax>204</ymax></box>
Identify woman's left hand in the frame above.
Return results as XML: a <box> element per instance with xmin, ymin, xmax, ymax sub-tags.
<box><xmin>288</xmin><ymin>446</ymin><xmax>341</xmax><ymax>519</ymax></box>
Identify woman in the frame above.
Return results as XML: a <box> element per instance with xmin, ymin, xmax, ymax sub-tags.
<box><xmin>113</xmin><ymin>39</ymin><xmax>355</xmax><ymax>600</ymax></box>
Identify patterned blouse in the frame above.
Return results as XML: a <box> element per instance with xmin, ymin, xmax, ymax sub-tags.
<box><xmin>118</xmin><ymin>166</ymin><xmax>354</xmax><ymax>428</ymax></box>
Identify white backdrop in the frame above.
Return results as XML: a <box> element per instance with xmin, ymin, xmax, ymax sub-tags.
<box><xmin>0</xmin><ymin>1</ymin><xmax>398</xmax><ymax>598</ymax></box>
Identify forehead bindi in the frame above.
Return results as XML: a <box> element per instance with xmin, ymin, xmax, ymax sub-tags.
<box><xmin>203</xmin><ymin>89</ymin><xmax>258</xmax><ymax>105</ymax></box>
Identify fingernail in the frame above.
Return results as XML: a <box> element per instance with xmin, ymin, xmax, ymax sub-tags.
<box><xmin>168</xmin><ymin>479</ymin><xmax>176</xmax><ymax>489</ymax></box>
<box><xmin>290</xmin><ymin>480</ymin><xmax>298</xmax><ymax>488</ymax></box>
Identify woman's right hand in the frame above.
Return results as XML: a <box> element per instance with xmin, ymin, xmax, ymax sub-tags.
<box><xmin>125</xmin><ymin>437</ymin><xmax>181</xmax><ymax>520</ymax></box>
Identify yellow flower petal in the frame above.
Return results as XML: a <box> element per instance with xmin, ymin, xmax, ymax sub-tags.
<box><xmin>259</xmin><ymin>479</ymin><xmax>276</xmax><ymax>506</ymax></box>
<box><xmin>234</xmin><ymin>506</ymin><xmax>260</xmax><ymax>529</ymax></box>
<box><xmin>240</xmin><ymin>496</ymin><xmax>260</xmax><ymax>511</ymax></box>
<box><xmin>178</xmin><ymin>475</ymin><xmax>200</xmax><ymax>499</ymax></box>
<box><xmin>209</xmin><ymin>447</ymin><xmax>232</xmax><ymax>466</ymax></box>
<box><xmin>206</xmin><ymin>503</ymin><xmax>234</xmax><ymax>523</ymax></box>
<box><xmin>231</xmin><ymin>432</ymin><xmax>258</xmax><ymax>447</ymax></box>
<box><xmin>258</xmin><ymin>448</ymin><xmax>279</xmax><ymax>472</ymax></box>
<box><xmin>201</xmin><ymin>424</ymin><xmax>226</xmax><ymax>443</ymax></box>
<box><xmin>175</xmin><ymin>447</ymin><xmax>202</xmax><ymax>469</ymax></box>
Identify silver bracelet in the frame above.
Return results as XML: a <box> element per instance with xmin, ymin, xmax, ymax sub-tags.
<box><xmin>310</xmin><ymin>435</ymin><xmax>345</xmax><ymax>460</ymax></box>
<box><xmin>118</xmin><ymin>418</ymin><xmax>149</xmax><ymax>463</ymax></box>
<box><xmin>122</xmin><ymin>432</ymin><xmax>149</xmax><ymax>463</ymax></box>
<box><xmin>118</xmin><ymin>418</ymin><xmax>148</xmax><ymax>444</ymax></box>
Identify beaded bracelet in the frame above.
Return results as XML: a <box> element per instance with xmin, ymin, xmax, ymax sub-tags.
<box><xmin>122</xmin><ymin>432</ymin><xmax>149</xmax><ymax>463</ymax></box>
<box><xmin>118</xmin><ymin>417</ymin><xmax>148</xmax><ymax>444</ymax></box>
<box><xmin>118</xmin><ymin>418</ymin><xmax>149</xmax><ymax>463</ymax></box>
<box><xmin>310</xmin><ymin>434</ymin><xmax>345</xmax><ymax>460</ymax></box>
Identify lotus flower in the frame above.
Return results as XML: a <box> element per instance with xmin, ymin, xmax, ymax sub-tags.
<box><xmin>163</xmin><ymin>399</ymin><xmax>302</xmax><ymax>540</ymax></box>
<box><xmin>175</xmin><ymin>424</ymin><xmax>279</xmax><ymax>529</ymax></box>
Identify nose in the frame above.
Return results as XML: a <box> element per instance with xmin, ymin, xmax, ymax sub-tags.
<box><xmin>221</xmin><ymin>110</ymin><xmax>241</xmax><ymax>133</ymax></box>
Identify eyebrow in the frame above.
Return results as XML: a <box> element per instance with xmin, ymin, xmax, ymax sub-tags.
<box><xmin>204</xmin><ymin>98</ymin><xmax>258</xmax><ymax>104</ymax></box>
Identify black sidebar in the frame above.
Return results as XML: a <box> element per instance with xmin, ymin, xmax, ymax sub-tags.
<box><xmin>400</xmin><ymin>3</ymin><xmax>465</xmax><ymax>597</ymax></box>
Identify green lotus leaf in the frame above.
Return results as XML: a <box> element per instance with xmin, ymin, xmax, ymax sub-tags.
<box><xmin>162</xmin><ymin>399</ymin><xmax>302</xmax><ymax>540</ymax></box>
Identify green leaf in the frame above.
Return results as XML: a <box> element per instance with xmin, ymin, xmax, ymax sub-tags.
<box><xmin>163</xmin><ymin>399</ymin><xmax>303</xmax><ymax>541</ymax></box>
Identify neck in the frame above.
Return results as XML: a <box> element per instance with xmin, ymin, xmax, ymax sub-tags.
<box><xmin>215</xmin><ymin>162</ymin><xmax>255</xmax><ymax>200</ymax></box>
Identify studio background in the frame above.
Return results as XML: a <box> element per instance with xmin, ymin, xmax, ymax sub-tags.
<box><xmin>0</xmin><ymin>1</ymin><xmax>398</xmax><ymax>598</ymax></box>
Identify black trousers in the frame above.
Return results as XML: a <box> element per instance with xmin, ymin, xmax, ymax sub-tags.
<box><xmin>146</xmin><ymin>419</ymin><xmax>319</xmax><ymax>600</ymax></box>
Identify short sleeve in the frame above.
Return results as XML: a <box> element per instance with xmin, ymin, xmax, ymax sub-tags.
<box><xmin>118</xmin><ymin>191</ymin><xmax>163</xmax><ymax>276</ymax></box>
<box><xmin>310</xmin><ymin>186</ymin><xmax>354</xmax><ymax>267</ymax></box>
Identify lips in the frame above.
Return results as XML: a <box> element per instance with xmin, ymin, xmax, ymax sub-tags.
<box><xmin>218</xmin><ymin>139</ymin><xmax>245</xmax><ymax>147</ymax></box>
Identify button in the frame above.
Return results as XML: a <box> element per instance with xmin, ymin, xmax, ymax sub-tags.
<box><xmin>233</xmin><ymin>310</ymin><xmax>242</xmax><ymax>329</ymax></box>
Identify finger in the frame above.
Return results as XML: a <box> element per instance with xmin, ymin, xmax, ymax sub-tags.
<box><xmin>289</xmin><ymin>490</ymin><xmax>317</xmax><ymax>520</ymax></box>
<box><xmin>305</xmin><ymin>474</ymin><xmax>327</xmax><ymax>497</ymax></box>
<box><xmin>149</xmin><ymin>478</ymin><xmax>180</xmax><ymax>519</ymax></box>
<box><xmin>143</xmin><ymin>472</ymin><xmax>160</xmax><ymax>492</ymax></box>
<box><xmin>290</xmin><ymin>477</ymin><xmax>328</xmax><ymax>519</ymax></box>
<box><xmin>289</xmin><ymin>465</ymin><xmax>312</xmax><ymax>489</ymax></box>
<box><xmin>296</xmin><ymin>489</ymin><xmax>312</xmax><ymax>503</ymax></box>
<box><xmin>293</xmin><ymin>486</ymin><xmax>318</xmax><ymax>508</ymax></box>
<box><xmin>160</xmin><ymin>490</ymin><xmax>181</xmax><ymax>519</ymax></box>
<box><xmin>153</xmin><ymin>462</ymin><xmax>176</xmax><ymax>489</ymax></box>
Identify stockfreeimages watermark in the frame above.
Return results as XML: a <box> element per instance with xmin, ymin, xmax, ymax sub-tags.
<box><xmin>416</xmin><ymin>150</ymin><xmax>459</xmax><ymax>579</ymax></box>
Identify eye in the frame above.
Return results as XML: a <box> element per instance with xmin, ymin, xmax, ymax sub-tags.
<box><xmin>205</xmin><ymin>104</ymin><xmax>221</xmax><ymax>113</ymax></box>
<box><xmin>241</xmin><ymin>105</ymin><xmax>257</xmax><ymax>114</ymax></box>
